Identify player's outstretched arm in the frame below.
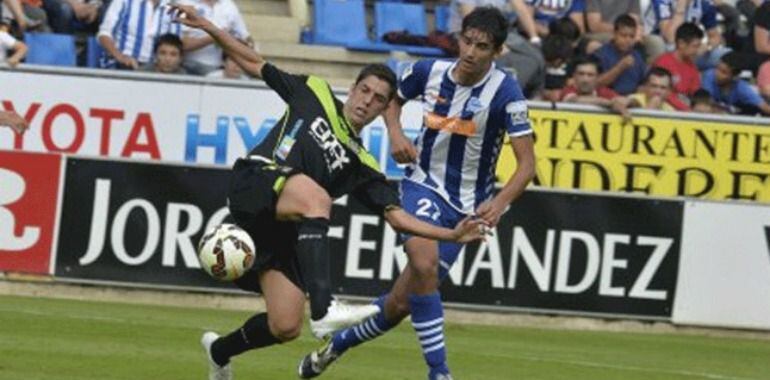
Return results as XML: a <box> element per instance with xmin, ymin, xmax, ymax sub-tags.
<box><xmin>0</xmin><ymin>110</ymin><xmax>28</xmax><ymax>135</ymax></box>
<box><xmin>171</xmin><ymin>4</ymin><xmax>265</xmax><ymax>78</ymax></box>
<box><xmin>384</xmin><ymin>208</ymin><xmax>486</xmax><ymax>244</ymax></box>
<box><xmin>476</xmin><ymin>135</ymin><xmax>535</xmax><ymax>227</ymax></box>
<box><xmin>383</xmin><ymin>98</ymin><xmax>417</xmax><ymax>163</ymax></box>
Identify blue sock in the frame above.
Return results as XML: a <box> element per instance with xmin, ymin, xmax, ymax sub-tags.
<box><xmin>331</xmin><ymin>295</ymin><xmax>395</xmax><ymax>354</ymax></box>
<box><xmin>409</xmin><ymin>292</ymin><xmax>450</xmax><ymax>379</ymax></box>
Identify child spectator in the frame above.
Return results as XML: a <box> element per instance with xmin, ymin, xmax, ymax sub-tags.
<box><xmin>593</xmin><ymin>14</ymin><xmax>647</xmax><ymax>95</ymax></box>
<box><xmin>701</xmin><ymin>52</ymin><xmax>770</xmax><ymax>115</ymax></box>
<box><xmin>142</xmin><ymin>33</ymin><xmax>186</xmax><ymax>74</ymax></box>
<box><xmin>652</xmin><ymin>22</ymin><xmax>703</xmax><ymax>109</ymax></box>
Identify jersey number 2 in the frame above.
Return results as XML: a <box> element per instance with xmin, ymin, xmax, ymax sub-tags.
<box><xmin>416</xmin><ymin>198</ymin><xmax>441</xmax><ymax>221</ymax></box>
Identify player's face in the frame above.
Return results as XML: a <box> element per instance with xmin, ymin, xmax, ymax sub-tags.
<box><xmin>345</xmin><ymin>75</ymin><xmax>392</xmax><ymax>128</ymax></box>
<box><xmin>456</xmin><ymin>28</ymin><xmax>500</xmax><ymax>78</ymax></box>
<box><xmin>155</xmin><ymin>44</ymin><xmax>182</xmax><ymax>73</ymax></box>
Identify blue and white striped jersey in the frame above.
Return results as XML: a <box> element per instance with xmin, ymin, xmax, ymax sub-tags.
<box><xmin>98</xmin><ymin>0</ymin><xmax>181</xmax><ymax>66</ymax></box>
<box><xmin>398</xmin><ymin>59</ymin><xmax>533</xmax><ymax>214</ymax></box>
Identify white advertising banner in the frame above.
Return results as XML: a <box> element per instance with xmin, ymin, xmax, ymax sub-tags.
<box><xmin>674</xmin><ymin>201</ymin><xmax>770</xmax><ymax>330</ymax></box>
<box><xmin>1</xmin><ymin>68</ymin><xmax>422</xmax><ymax>177</ymax></box>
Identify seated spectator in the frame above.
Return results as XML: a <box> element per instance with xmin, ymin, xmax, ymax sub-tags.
<box><xmin>690</xmin><ymin>88</ymin><xmax>721</xmax><ymax>113</ymax></box>
<box><xmin>142</xmin><ymin>33</ymin><xmax>186</xmax><ymax>74</ymax></box>
<box><xmin>206</xmin><ymin>51</ymin><xmax>249</xmax><ymax>80</ymax></box>
<box><xmin>20</xmin><ymin>0</ymin><xmax>49</xmax><ymax>31</ymax></box>
<box><xmin>655</xmin><ymin>0</ymin><xmax>730</xmax><ymax>70</ymax></box>
<box><xmin>561</xmin><ymin>55</ymin><xmax>632</xmax><ymax>119</ymax></box>
<box><xmin>593</xmin><ymin>14</ymin><xmax>646</xmax><ymax>95</ymax></box>
<box><xmin>42</xmin><ymin>0</ymin><xmax>103</xmax><ymax>34</ymax></box>
<box><xmin>2</xmin><ymin>0</ymin><xmax>46</xmax><ymax>31</ymax></box>
<box><xmin>652</xmin><ymin>22</ymin><xmax>703</xmax><ymax>109</ymax></box>
<box><xmin>179</xmin><ymin>0</ymin><xmax>250</xmax><ymax>76</ymax></box>
<box><xmin>540</xmin><ymin>34</ymin><xmax>574</xmax><ymax>101</ymax></box>
<box><xmin>0</xmin><ymin>19</ymin><xmax>26</xmax><ymax>67</ymax></box>
<box><xmin>521</xmin><ymin>0</ymin><xmax>586</xmax><ymax>38</ymax></box>
<box><xmin>758</xmin><ymin>59</ymin><xmax>770</xmax><ymax>100</ymax></box>
<box><xmin>628</xmin><ymin>66</ymin><xmax>678</xmax><ymax>110</ymax></box>
<box><xmin>701</xmin><ymin>52</ymin><xmax>770</xmax><ymax>115</ymax></box>
<box><xmin>97</xmin><ymin>0</ymin><xmax>179</xmax><ymax>70</ymax></box>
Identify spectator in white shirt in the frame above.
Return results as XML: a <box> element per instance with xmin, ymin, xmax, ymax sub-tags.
<box><xmin>179</xmin><ymin>0</ymin><xmax>250</xmax><ymax>75</ymax></box>
<box><xmin>0</xmin><ymin>20</ymin><xmax>26</xmax><ymax>67</ymax></box>
<box><xmin>97</xmin><ymin>0</ymin><xmax>180</xmax><ymax>69</ymax></box>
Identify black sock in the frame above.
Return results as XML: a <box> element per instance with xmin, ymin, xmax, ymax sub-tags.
<box><xmin>295</xmin><ymin>217</ymin><xmax>332</xmax><ymax>321</ymax></box>
<box><xmin>210</xmin><ymin>313</ymin><xmax>280</xmax><ymax>366</ymax></box>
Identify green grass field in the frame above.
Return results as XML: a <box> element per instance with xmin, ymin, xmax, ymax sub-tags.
<box><xmin>1</xmin><ymin>294</ymin><xmax>768</xmax><ymax>380</ymax></box>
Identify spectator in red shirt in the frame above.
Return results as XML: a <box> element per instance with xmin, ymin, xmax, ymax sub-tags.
<box><xmin>562</xmin><ymin>55</ymin><xmax>632</xmax><ymax>120</ymax></box>
<box><xmin>652</xmin><ymin>22</ymin><xmax>703</xmax><ymax>110</ymax></box>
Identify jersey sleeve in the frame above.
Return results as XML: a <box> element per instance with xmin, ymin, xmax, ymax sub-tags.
<box><xmin>260</xmin><ymin>63</ymin><xmax>310</xmax><ymax>104</ymax></box>
<box><xmin>397</xmin><ymin>59</ymin><xmax>434</xmax><ymax>101</ymax></box>
<box><xmin>351</xmin><ymin>175</ymin><xmax>401</xmax><ymax>215</ymax></box>
<box><xmin>497</xmin><ymin>76</ymin><xmax>533</xmax><ymax>137</ymax></box>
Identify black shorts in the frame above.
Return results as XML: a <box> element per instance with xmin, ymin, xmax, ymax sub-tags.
<box><xmin>228</xmin><ymin>156</ymin><xmax>306</xmax><ymax>292</ymax></box>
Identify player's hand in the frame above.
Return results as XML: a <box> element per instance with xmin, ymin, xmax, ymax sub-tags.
<box><xmin>475</xmin><ymin>199</ymin><xmax>507</xmax><ymax>227</ymax></box>
<box><xmin>170</xmin><ymin>4</ymin><xmax>210</xmax><ymax>29</ymax></box>
<box><xmin>452</xmin><ymin>216</ymin><xmax>489</xmax><ymax>243</ymax></box>
<box><xmin>1</xmin><ymin>111</ymin><xmax>29</xmax><ymax>135</ymax></box>
<box><xmin>389</xmin><ymin>126</ymin><xmax>417</xmax><ymax>163</ymax></box>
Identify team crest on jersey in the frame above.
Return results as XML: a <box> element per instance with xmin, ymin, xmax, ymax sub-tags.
<box><xmin>506</xmin><ymin>101</ymin><xmax>529</xmax><ymax>125</ymax></box>
<box><xmin>465</xmin><ymin>97</ymin><xmax>485</xmax><ymax>113</ymax></box>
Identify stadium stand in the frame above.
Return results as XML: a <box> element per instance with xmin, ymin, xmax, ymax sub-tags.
<box><xmin>23</xmin><ymin>32</ymin><xmax>76</xmax><ymax>66</ymax></box>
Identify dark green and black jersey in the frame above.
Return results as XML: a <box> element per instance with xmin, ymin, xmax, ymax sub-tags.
<box><xmin>248</xmin><ymin>63</ymin><xmax>399</xmax><ymax>214</ymax></box>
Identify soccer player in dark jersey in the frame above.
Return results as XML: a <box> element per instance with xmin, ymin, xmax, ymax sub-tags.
<box><xmin>170</xmin><ymin>5</ymin><xmax>488</xmax><ymax>380</ymax></box>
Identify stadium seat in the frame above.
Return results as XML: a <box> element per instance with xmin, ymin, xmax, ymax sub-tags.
<box><xmin>24</xmin><ymin>33</ymin><xmax>77</xmax><ymax>67</ymax></box>
<box><xmin>86</xmin><ymin>37</ymin><xmax>104</xmax><ymax>68</ymax></box>
<box><xmin>311</xmin><ymin>0</ymin><xmax>369</xmax><ymax>46</ymax></box>
<box><xmin>347</xmin><ymin>1</ymin><xmax>445</xmax><ymax>57</ymax></box>
<box><xmin>434</xmin><ymin>5</ymin><xmax>450</xmax><ymax>33</ymax></box>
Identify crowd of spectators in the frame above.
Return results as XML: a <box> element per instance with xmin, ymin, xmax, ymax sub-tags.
<box><xmin>450</xmin><ymin>0</ymin><xmax>770</xmax><ymax>117</ymax></box>
<box><xmin>0</xmin><ymin>0</ymin><xmax>253</xmax><ymax>80</ymax></box>
<box><xmin>1</xmin><ymin>0</ymin><xmax>770</xmax><ymax>116</ymax></box>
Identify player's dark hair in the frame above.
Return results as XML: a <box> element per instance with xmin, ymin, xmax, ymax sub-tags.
<box><xmin>675</xmin><ymin>22</ymin><xmax>705</xmax><ymax>44</ymax></box>
<box><xmin>355</xmin><ymin>64</ymin><xmax>397</xmax><ymax>100</ymax></box>
<box><xmin>154</xmin><ymin>33</ymin><xmax>183</xmax><ymax>54</ymax></box>
<box><xmin>614</xmin><ymin>14</ymin><xmax>637</xmax><ymax>31</ymax></box>
<box><xmin>461</xmin><ymin>6</ymin><xmax>508</xmax><ymax>49</ymax></box>
<box><xmin>644</xmin><ymin>66</ymin><xmax>672</xmax><ymax>85</ymax></box>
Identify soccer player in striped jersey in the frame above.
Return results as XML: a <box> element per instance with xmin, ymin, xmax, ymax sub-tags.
<box><xmin>299</xmin><ymin>6</ymin><xmax>536</xmax><ymax>380</ymax></box>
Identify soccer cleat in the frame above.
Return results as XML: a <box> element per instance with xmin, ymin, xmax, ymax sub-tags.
<box><xmin>309</xmin><ymin>300</ymin><xmax>380</xmax><ymax>339</ymax></box>
<box><xmin>297</xmin><ymin>337</ymin><xmax>339</xmax><ymax>378</ymax></box>
<box><xmin>201</xmin><ymin>331</ymin><xmax>233</xmax><ymax>380</ymax></box>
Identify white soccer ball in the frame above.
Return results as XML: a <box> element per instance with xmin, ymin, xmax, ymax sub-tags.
<box><xmin>197</xmin><ymin>223</ymin><xmax>256</xmax><ymax>281</ymax></box>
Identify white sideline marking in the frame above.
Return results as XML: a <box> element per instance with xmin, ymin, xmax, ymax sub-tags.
<box><xmin>506</xmin><ymin>353</ymin><xmax>758</xmax><ymax>380</ymax></box>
